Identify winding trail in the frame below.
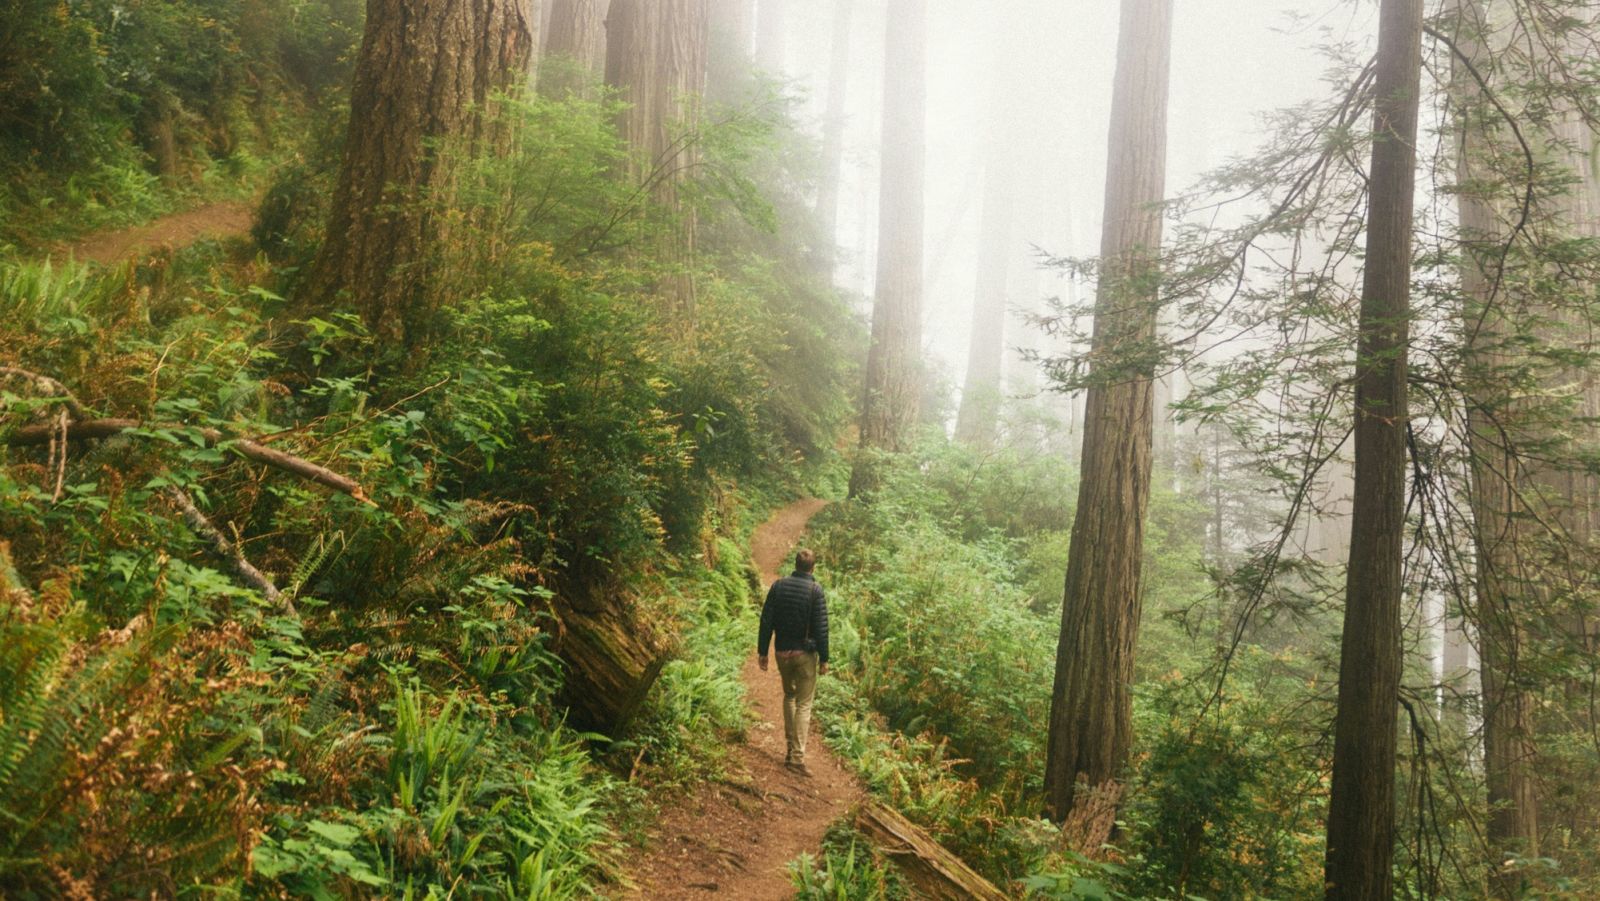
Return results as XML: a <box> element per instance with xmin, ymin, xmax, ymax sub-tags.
<box><xmin>624</xmin><ymin>498</ymin><xmax>862</xmax><ymax>900</ymax></box>
<box><xmin>59</xmin><ymin>200</ymin><xmax>254</xmax><ymax>265</ymax></box>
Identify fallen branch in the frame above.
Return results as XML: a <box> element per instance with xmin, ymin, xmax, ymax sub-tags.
<box><xmin>0</xmin><ymin>366</ymin><xmax>88</xmax><ymax>421</ymax></box>
<box><xmin>5</xmin><ymin>418</ymin><xmax>375</xmax><ymax>505</ymax></box>
<box><xmin>168</xmin><ymin>488</ymin><xmax>295</xmax><ymax>615</ymax></box>
<box><xmin>853</xmin><ymin>801</ymin><xmax>1009</xmax><ymax>901</ymax></box>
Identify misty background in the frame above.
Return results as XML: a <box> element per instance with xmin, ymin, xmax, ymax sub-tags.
<box><xmin>761</xmin><ymin>0</ymin><xmax>1379</xmax><ymax>416</ymax></box>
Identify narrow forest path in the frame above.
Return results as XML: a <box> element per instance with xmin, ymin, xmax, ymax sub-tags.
<box><xmin>624</xmin><ymin>497</ymin><xmax>863</xmax><ymax>900</ymax></box>
<box><xmin>58</xmin><ymin>200</ymin><xmax>254</xmax><ymax>265</ymax></box>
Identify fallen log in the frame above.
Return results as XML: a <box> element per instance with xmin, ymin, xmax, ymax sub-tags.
<box><xmin>5</xmin><ymin>418</ymin><xmax>374</xmax><ymax>505</ymax></box>
<box><xmin>853</xmin><ymin>801</ymin><xmax>1010</xmax><ymax>901</ymax></box>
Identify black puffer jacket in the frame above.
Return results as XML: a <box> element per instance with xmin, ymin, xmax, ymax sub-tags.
<box><xmin>757</xmin><ymin>571</ymin><xmax>829</xmax><ymax>665</ymax></box>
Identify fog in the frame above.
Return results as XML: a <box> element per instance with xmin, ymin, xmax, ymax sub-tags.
<box><xmin>764</xmin><ymin>0</ymin><xmax>1380</xmax><ymax>406</ymax></box>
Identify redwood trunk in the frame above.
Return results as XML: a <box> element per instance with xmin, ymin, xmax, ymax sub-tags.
<box><xmin>604</xmin><ymin>0</ymin><xmax>660</xmax><ymax>176</ymax></box>
<box><xmin>1322</xmin><ymin>0</ymin><xmax>1422</xmax><ymax>896</ymax></box>
<box><xmin>308</xmin><ymin>0</ymin><xmax>535</xmax><ymax>349</ymax></box>
<box><xmin>605</xmin><ymin>0</ymin><xmax>709</xmax><ymax>313</ymax></box>
<box><xmin>954</xmin><ymin>36</ymin><xmax>1019</xmax><ymax>450</ymax></box>
<box><xmin>542</xmin><ymin>0</ymin><xmax>608</xmax><ymax>94</ymax></box>
<box><xmin>1452</xmin><ymin>0</ymin><xmax>1540</xmax><ymax>886</ymax></box>
<box><xmin>848</xmin><ymin>0</ymin><xmax>927</xmax><ymax>498</ymax></box>
<box><xmin>1042</xmin><ymin>0</ymin><xmax>1172</xmax><ymax>822</ymax></box>
<box><xmin>812</xmin><ymin>0</ymin><xmax>854</xmax><ymax>278</ymax></box>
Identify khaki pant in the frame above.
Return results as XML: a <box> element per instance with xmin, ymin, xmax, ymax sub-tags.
<box><xmin>775</xmin><ymin>652</ymin><xmax>818</xmax><ymax>763</ymax></box>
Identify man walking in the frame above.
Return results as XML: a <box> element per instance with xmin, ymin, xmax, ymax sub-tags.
<box><xmin>758</xmin><ymin>548</ymin><xmax>830</xmax><ymax>774</ymax></box>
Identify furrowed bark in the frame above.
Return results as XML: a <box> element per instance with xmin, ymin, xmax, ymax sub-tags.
<box><xmin>1043</xmin><ymin>0</ymin><xmax>1172</xmax><ymax>823</ymax></box>
<box><xmin>307</xmin><ymin>0</ymin><xmax>536</xmax><ymax>348</ymax></box>
<box><xmin>1450</xmin><ymin>0</ymin><xmax>1539</xmax><ymax>887</ymax></box>
<box><xmin>1323</xmin><ymin>0</ymin><xmax>1422</xmax><ymax>896</ymax></box>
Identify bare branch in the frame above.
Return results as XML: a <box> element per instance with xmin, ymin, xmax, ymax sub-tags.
<box><xmin>0</xmin><ymin>366</ymin><xmax>88</xmax><ymax>421</ymax></box>
<box><xmin>5</xmin><ymin>418</ymin><xmax>376</xmax><ymax>505</ymax></box>
<box><xmin>168</xmin><ymin>487</ymin><xmax>294</xmax><ymax>615</ymax></box>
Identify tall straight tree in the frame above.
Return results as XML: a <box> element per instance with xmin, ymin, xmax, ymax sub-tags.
<box><xmin>541</xmin><ymin>0</ymin><xmax>607</xmax><ymax>94</ymax></box>
<box><xmin>309</xmin><ymin>0</ymin><xmax>536</xmax><ymax>348</ymax></box>
<box><xmin>1452</xmin><ymin>0</ymin><xmax>1540</xmax><ymax>885</ymax></box>
<box><xmin>954</xmin><ymin>23</ymin><xmax>1020</xmax><ymax>449</ymax></box>
<box><xmin>603</xmin><ymin>0</ymin><xmax>660</xmax><ymax>173</ymax></box>
<box><xmin>605</xmin><ymin>0</ymin><xmax>710</xmax><ymax>310</ymax></box>
<box><xmin>1042</xmin><ymin>0</ymin><xmax>1172</xmax><ymax>822</ymax></box>
<box><xmin>812</xmin><ymin>0</ymin><xmax>854</xmax><ymax>278</ymax></box>
<box><xmin>1322</xmin><ymin>0</ymin><xmax>1423</xmax><ymax>896</ymax></box>
<box><xmin>848</xmin><ymin>0</ymin><xmax>927</xmax><ymax>498</ymax></box>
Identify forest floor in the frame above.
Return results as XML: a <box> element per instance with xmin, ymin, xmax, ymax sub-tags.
<box><xmin>57</xmin><ymin>200</ymin><xmax>254</xmax><ymax>265</ymax></box>
<box><xmin>622</xmin><ymin>497</ymin><xmax>863</xmax><ymax>900</ymax></box>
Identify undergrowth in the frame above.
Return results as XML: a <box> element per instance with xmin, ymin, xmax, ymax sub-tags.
<box><xmin>807</xmin><ymin>439</ymin><xmax>1328</xmax><ymax>900</ymax></box>
<box><xmin>1</xmin><ymin>55</ymin><xmax>856</xmax><ymax>897</ymax></box>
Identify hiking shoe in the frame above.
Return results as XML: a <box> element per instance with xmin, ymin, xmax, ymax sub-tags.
<box><xmin>785</xmin><ymin>760</ymin><xmax>810</xmax><ymax>776</ymax></box>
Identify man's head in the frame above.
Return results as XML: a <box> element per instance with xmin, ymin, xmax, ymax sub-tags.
<box><xmin>794</xmin><ymin>548</ymin><xmax>817</xmax><ymax>574</ymax></box>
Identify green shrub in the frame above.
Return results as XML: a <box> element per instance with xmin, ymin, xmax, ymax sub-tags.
<box><xmin>789</xmin><ymin>824</ymin><xmax>906</xmax><ymax>901</ymax></box>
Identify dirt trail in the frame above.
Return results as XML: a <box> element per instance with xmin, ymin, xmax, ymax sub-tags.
<box><xmin>60</xmin><ymin>200</ymin><xmax>254</xmax><ymax>265</ymax></box>
<box><xmin>624</xmin><ymin>497</ymin><xmax>861</xmax><ymax>900</ymax></box>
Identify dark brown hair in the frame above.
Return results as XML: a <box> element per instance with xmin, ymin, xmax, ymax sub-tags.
<box><xmin>794</xmin><ymin>548</ymin><xmax>817</xmax><ymax>573</ymax></box>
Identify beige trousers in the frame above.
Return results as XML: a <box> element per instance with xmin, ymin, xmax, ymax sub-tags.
<box><xmin>775</xmin><ymin>652</ymin><xmax>818</xmax><ymax>763</ymax></box>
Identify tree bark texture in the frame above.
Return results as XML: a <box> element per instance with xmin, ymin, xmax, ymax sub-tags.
<box><xmin>605</xmin><ymin>0</ymin><xmax>708</xmax><ymax>193</ymax></box>
<box><xmin>1322</xmin><ymin>0</ymin><xmax>1422</xmax><ymax>897</ymax></box>
<box><xmin>848</xmin><ymin>0</ymin><xmax>927</xmax><ymax>498</ymax></box>
<box><xmin>1451</xmin><ymin>0</ymin><xmax>1540</xmax><ymax>886</ymax></box>
<box><xmin>604</xmin><ymin>0</ymin><xmax>661</xmax><ymax>180</ymax></box>
<box><xmin>812</xmin><ymin>0</ymin><xmax>854</xmax><ymax>279</ymax></box>
<box><xmin>308</xmin><ymin>0</ymin><xmax>535</xmax><ymax>349</ymax></box>
<box><xmin>853</xmin><ymin>802</ymin><xmax>1010</xmax><ymax>901</ymax></box>
<box><xmin>1541</xmin><ymin>21</ymin><xmax>1600</xmax><ymax>848</ymax></box>
<box><xmin>541</xmin><ymin>0</ymin><xmax>608</xmax><ymax>95</ymax></box>
<box><xmin>1042</xmin><ymin>0</ymin><xmax>1172</xmax><ymax>822</ymax></box>
<box><xmin>605</xmin><ymin>0</ymin><xmax>709</xmax><ymax>314</ymax></box>
<box><xmin>552</xmin><ymin>599</ymin><xmax>670</xmax><ymax>732</ymax></box>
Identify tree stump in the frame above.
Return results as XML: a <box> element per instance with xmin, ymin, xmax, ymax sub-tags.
<box><xmin>551</xmin><ymin>597</ymin><xmax>670</xmax><ymax>734</ymax></box>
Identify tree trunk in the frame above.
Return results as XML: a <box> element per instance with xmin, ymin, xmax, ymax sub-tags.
<box><xmin>307</xmin><ymin>0</ymin><xmax>536</xmax><ymax>350</ymax></box>
<box><xmin>1322</xmin><ymin>0</ymin><xmax>1422</xmax><ymax>897</ymax></box>
<box><xmin>812</xmin><ymin>0</ymin><xmax>854</xmax><ymax>280</ymax></box>
<box><xmin>954</xmin><ymin>32</ymin><xmax>1019</xmax><ymax>450</ymax></box>
<box><xmin>1533</xmin><ymin>6</ymin><xmax>1600</xmax><ymax>849</ymax></box>
<box><xmin>847</xmin><ymin>0</ymin><xmax>927</xmax><ymax>498</ymax></box>
<box><xmin>541</xmin><ymin>0</ymin><xmax>608</xmax><ymax>95</ymax></box>
<box><xmin>604</xmin><ymin>0</ymin><xmax>660</xmax><ymax>178</ymax></box>
<box><xmin>605</xmin><ymin>0</ymin><xmax>709</xmax><ymax>314</ymax></box>
<box><xmin>1042</xmin><ymin>0</ymin><xmax>1172</xmax><ymax>822</ymax></box>
<box><xmin>1451</xmin><ymin>0</ymin><xmax>1540</xmax><ymax>888</ymax></box>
